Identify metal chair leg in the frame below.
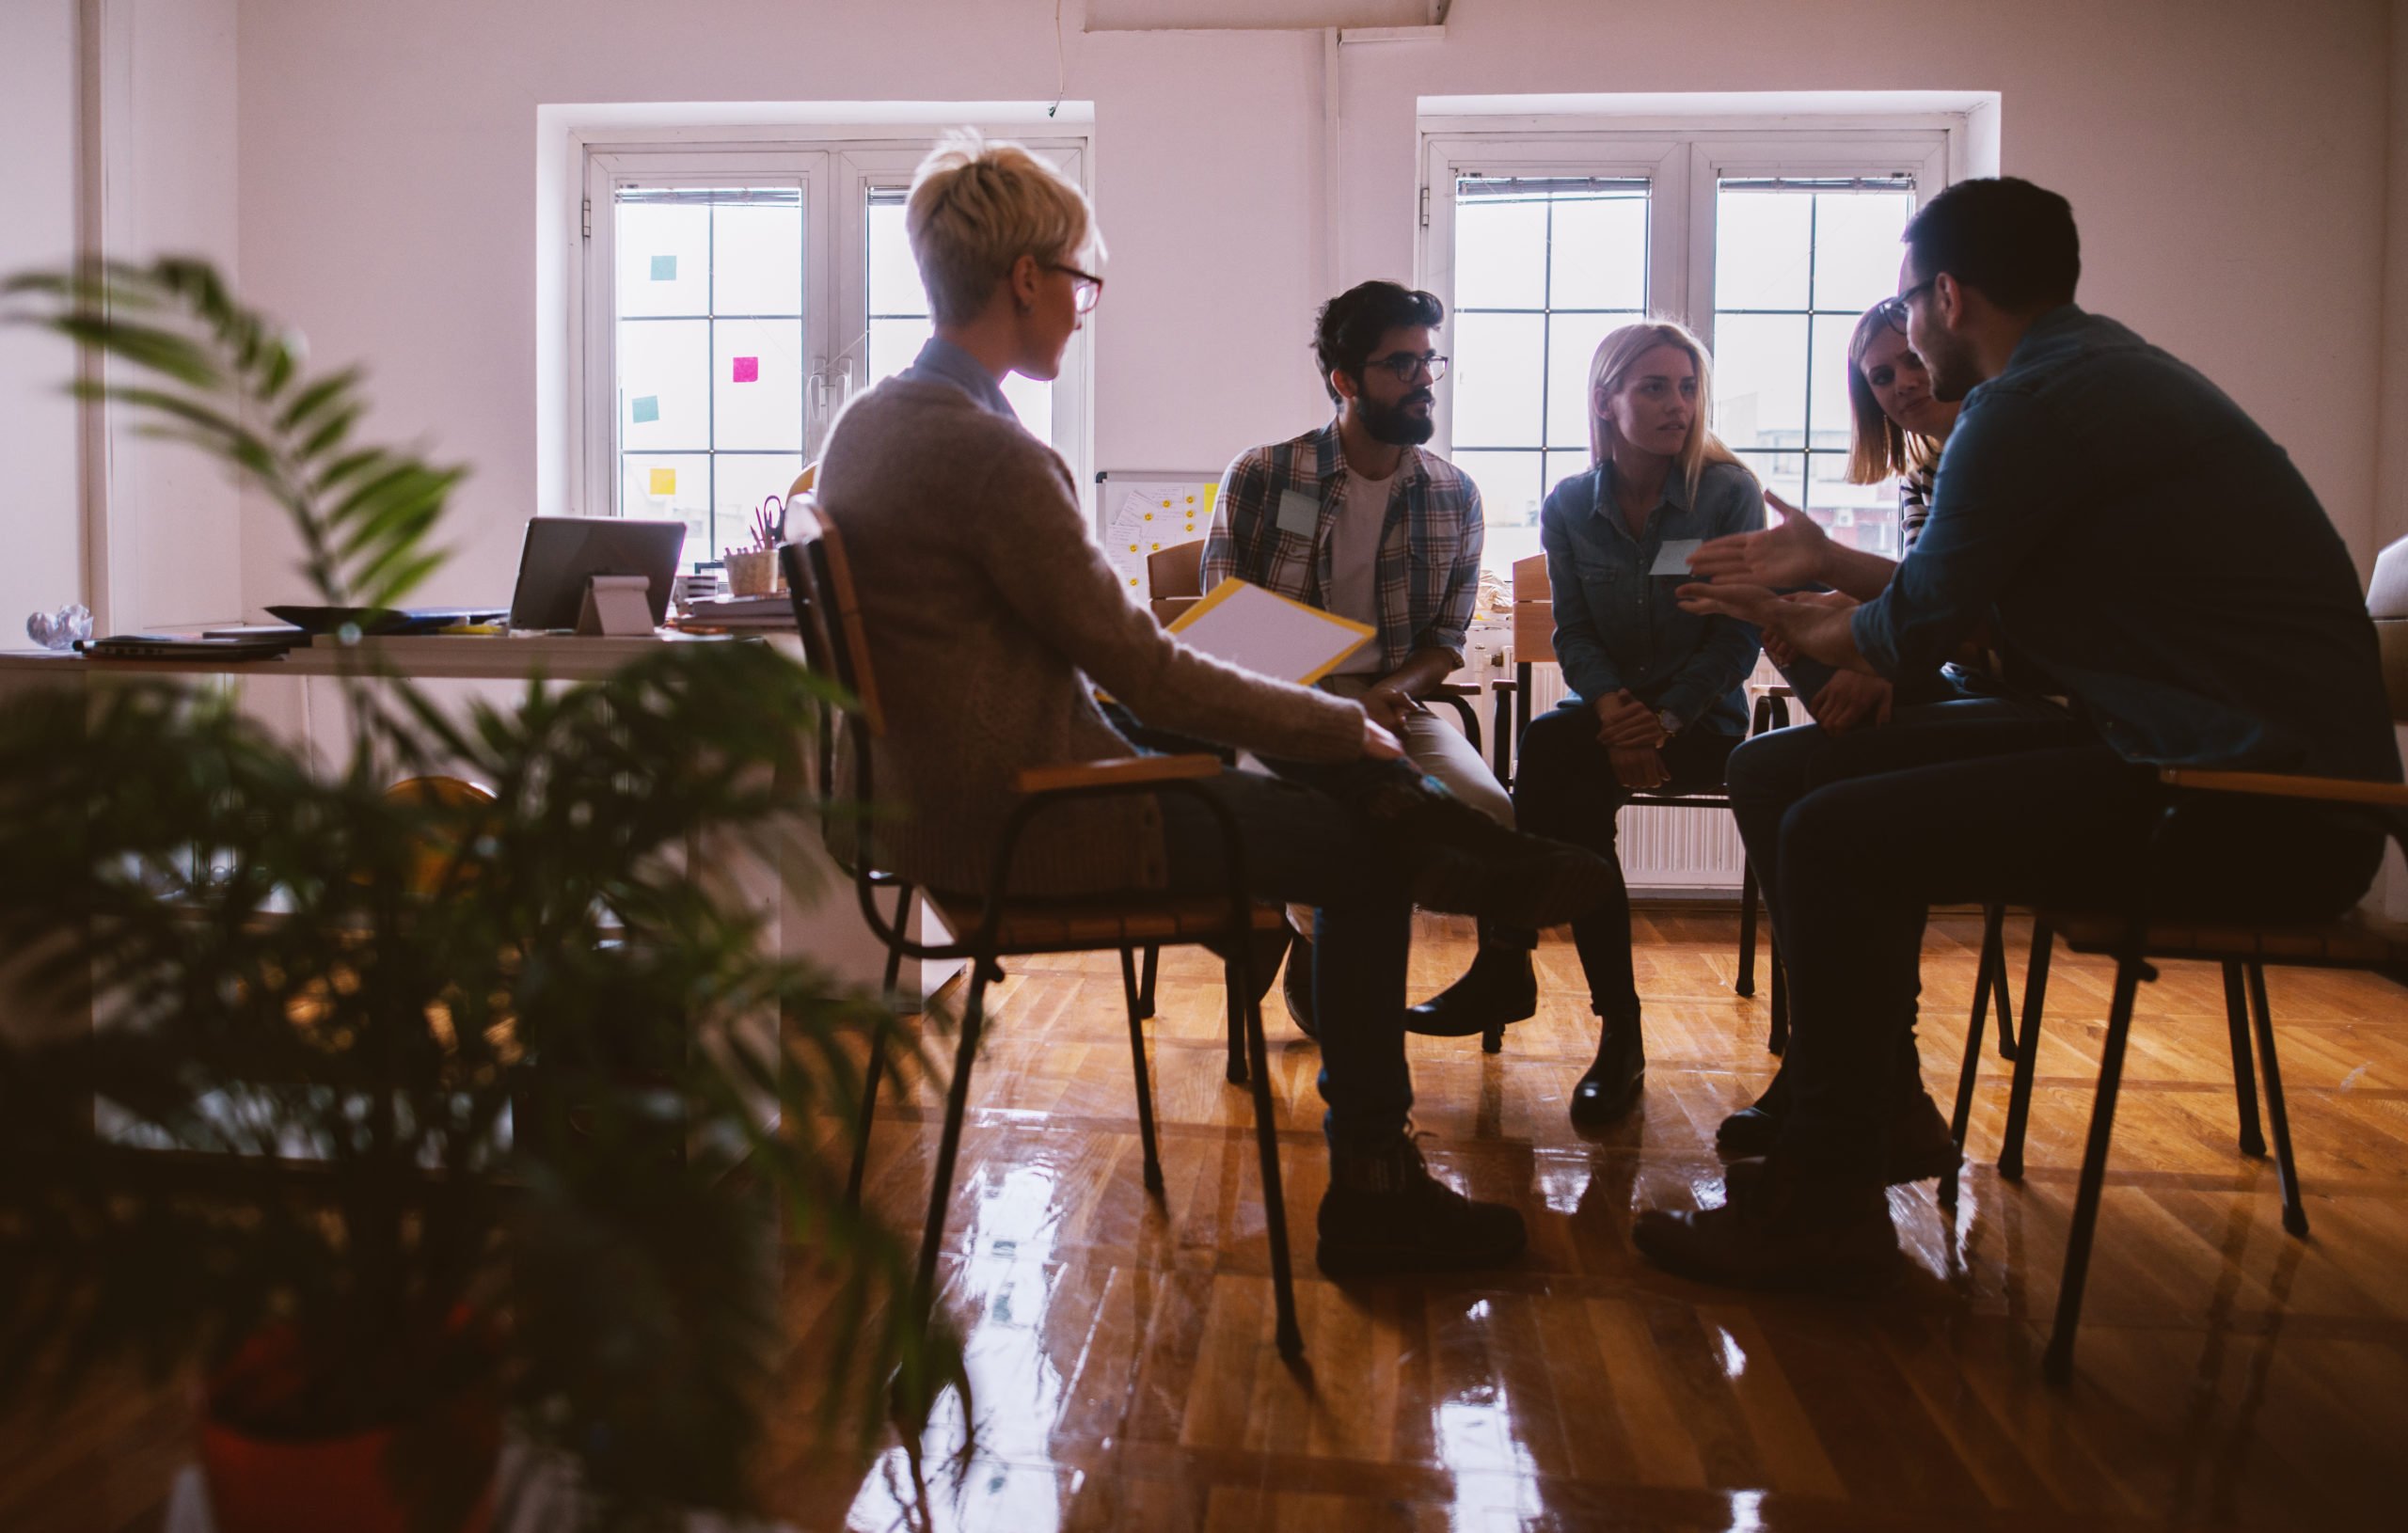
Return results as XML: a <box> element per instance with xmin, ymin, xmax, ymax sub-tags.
<box><xmin>1984</xmin><ymin>904</ymin><xmax>2019</xmax><ymax>1061</ymax></box>
<box><xmin>1736</xmin><ymin>856</ymin><xmax>1759</xmax><ymax>1000</ymax></box>
<box><xmin>1239</xmin><ymin>977</ymin><xmax>1304</xmax><ymax>1362</ymax></box>
<box><xmin>2043</xmin><ymin>945</ymin><xmax>2147</xmax><ymax>1385</ymax></box>
<box><xmin>1225</xmin><ymin>966</ymin><xmax>1249</xmax><ymax>1085</ymax></box>
<box><xmin>2222</xmin><ymin>961</ymin><xmax>2268</xmax><ymax>1159</ymax></box>
<box><xmin>1998</xmin><ymin>920</ymin><xmax>2054</xmax><ymax>1181</ymax></box>
<box><xmin>914</xmin><ymin>957</ymin><xmax>994</xmax><ymax>1319</ymax></box>
<box><xmin>2244</xmin><ymin>962</ymin><xmax>2309</xmax><ymax>1239</ymax></box>
<box><xmin>1137</xmin><ymin>943</ymin><xmax>1160</xmax><ymax>1019</ymax></box>
<box><xmin>1766</xmin><ymin>934</ymin><xmax>1788</xmax><ymax>1056</ymax></box>
<box><xmin>845</xmin><ymin>919</ymin><xmax>914</xmax><ymax>1209</ymax></box>
<box><xmin>1948</xmin><ymin>937</ymin><xmax>1992</xmax><ymax>1167</ymax></box>
<box><xmin>1122</xmin><ymin>947</ymin><xmax>1165</xmax><ymax>1194</ymax></box>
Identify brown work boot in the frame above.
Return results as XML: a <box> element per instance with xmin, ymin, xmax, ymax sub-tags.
<box><xmin>1316</xmin><ymin>1134</ymin><xmax>1527</xmax><ymax>1278</ymax></box>
<box><xmin>1631</xmin><ymin>1154</ymin><xmax>1899</xmax><ymax>1291</ymax></box>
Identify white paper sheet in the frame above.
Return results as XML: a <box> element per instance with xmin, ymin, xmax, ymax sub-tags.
<box><xmin>1649</xmin><ymin>538</ymin><xmax>1702</xmax><ymax>577</ymax></box>
<box><xmin>1166</xmin><ymin>577</ymin><xmax>1373</xmax><ymax>685</ymax></box>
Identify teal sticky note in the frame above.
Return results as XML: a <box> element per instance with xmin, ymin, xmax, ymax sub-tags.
<box><xmin>630</xmin><ymin>395</ymin><xmax>659</xmax><ymax>424</ymax></box>
<box><xmin>650</xmin><ymin>254</ymin><xmax>676</xmax><ymax>281</ymax></box>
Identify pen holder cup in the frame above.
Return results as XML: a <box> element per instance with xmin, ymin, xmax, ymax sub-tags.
<box><xmin>724</xmin><ymin>548</ymin><xmax>782</xmax><ymax>597</ymax></box>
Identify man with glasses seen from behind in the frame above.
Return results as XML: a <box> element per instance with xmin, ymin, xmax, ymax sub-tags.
<box><xmin>1206</xmin><ymin>281</ymin><xmax>1534</xmax><ymax>1044</ymax></box>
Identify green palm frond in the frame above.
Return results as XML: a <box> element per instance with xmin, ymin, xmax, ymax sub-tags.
<box><xmin>0</xmin><ymin>258</ymin><xmax>974</xmax><ymax>1520</ymax></box>
<box><xmin>3</xmin><ymin>257</ymin><xmax>463</xmax><ymax>611</ymax></box>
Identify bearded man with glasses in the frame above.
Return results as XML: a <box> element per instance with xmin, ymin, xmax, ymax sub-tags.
<box><xmin>1203</xmin><ymin>280</ymin><xmax>1537</xmax><ymax>1045</ymax></box>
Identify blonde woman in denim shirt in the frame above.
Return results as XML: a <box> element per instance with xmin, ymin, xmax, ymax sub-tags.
<box><xmin>1512</xmin><ymin>322</ymin><xmax>1765</xmax><ymax>1128</ymax></box>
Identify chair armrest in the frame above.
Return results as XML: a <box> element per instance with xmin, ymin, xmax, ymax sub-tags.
<box><xmin>2159</xmin><ymin>766</ymin><xmax>2408</xmax><ymax>808</ymax></box>
<box><xmin>1428</xmin><ymin>682</ymin><xmax>1481</xmax><ymax>698</ymax></box>
<box><xmin>1490</xmin><ymin>678</ymin><xmax>1518</xmax><ymax>696</ymax></box>
<box><xmin>1015</xmin><ymin>753</ymin><xmax>1222</xmax><ymax>795</ymax></box>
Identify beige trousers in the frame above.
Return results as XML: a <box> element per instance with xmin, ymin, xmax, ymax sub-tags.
<box><xmin>1286</xmin><ymin>674</ymin><xmax>1513</xmax><ymax>932</ymax></box>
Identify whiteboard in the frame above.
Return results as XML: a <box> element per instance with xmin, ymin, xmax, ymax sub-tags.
<box><xmin>1094</xmin><ymin>469</ymin><xmax>1224</xmax><ymax>599</ymax></box>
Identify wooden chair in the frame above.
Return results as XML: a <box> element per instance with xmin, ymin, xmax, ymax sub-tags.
<box><xmin>1969</xmin><ymin>535</ymin><xmax>2408</xmax><ymax>1383</ymax></box>
<box><xmin>1146</xmin><ymin>539</ymin><xmax>1206</xmax><ymax>628</ymax></box>
<box><xmin>1488</xmin><ymin>553</ymin><xmax>1785</xmax><ymax>1032</ymax></box>
<box><xmin>779</xmin><ymin>514</ymin><xmax>1310</xmax><ymax>1361</ymax></box>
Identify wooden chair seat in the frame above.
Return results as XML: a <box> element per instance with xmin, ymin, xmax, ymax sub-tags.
<box><xmin>928</xmin><ymin>893</ymin><xmax>1286</xmax><ymax>953</ymax></box>
<box><xmin>2049</xmin><ymin>905</ymin><xmax>2408</xmax><ymax>968</ymax></box>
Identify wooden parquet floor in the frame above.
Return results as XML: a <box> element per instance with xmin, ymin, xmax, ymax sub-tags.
<box><xmin>8</xmin><ymin>911</ymin><xmax>2407</xmax><ymax>1530</ymax></box>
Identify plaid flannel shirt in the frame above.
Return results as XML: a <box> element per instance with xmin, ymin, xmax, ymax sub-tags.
<box><xmin>1201</xmin><ymin>419</ymin><xmax>1484</xmax><ymax>672</ymax></box>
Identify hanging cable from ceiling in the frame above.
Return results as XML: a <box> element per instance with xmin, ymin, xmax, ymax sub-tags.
<box><xmin>1049</xmin><ymin>0</ymin><xmax>1066</xmax><ymax>118</ymax></box>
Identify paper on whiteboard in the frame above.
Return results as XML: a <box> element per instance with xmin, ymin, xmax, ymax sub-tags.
<box><xmin>1165</xmin><ymin>578</ymin><xmax>1373</xmax><ymax>686</ymax></box>
<box><xmin>1101</xmin><ymin>482</ymin><xmax>1217</xmax><ymax>598</ymax></box>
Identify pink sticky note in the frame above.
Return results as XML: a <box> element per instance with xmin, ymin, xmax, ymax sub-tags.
<box><xmin>732</xmin><ymin>356</ymin><xmax>759</xmax><ymax>383</ymax></box>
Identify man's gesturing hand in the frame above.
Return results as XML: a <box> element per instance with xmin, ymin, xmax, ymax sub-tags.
<box><xmin>1686</xmin><ymin>490</ymin><xmax>1831</xmax><ymax>589</ymax></box>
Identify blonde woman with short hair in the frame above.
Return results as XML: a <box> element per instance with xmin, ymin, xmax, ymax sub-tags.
<box><xmin>1510</xmin><ymin>320</ymin><xmax>1766</xmax><ymax>1129</ymax></box>
<box><xmin>815</xmin><ymin>133</ymin><xmax>1614</xmax><ymax>1282</ymax></box>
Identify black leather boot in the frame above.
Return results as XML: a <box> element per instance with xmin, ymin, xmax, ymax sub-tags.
<box><xmin>1406</xmin><ymin>923</ymin><xmax>1536</xmax><ymax>1042</ymax></box>
<box><xmin>1316</xmin><ymin>1134</ymin><xmax>1528</xmax><ymax>1278</ymax></box>
<box><xmin>1570</xmin><ymin>1013</ymin><xmax>1645</xmax><ymax>1128</ymax></box>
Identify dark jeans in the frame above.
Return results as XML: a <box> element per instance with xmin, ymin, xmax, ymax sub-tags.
<box><xmin>1153</xmin><ymin>760</ymin><xmax>1417</xmax><ymax>1155</ymax></box>
<box><xmin>1513</xmin><ymin>703</ymin><xmax>1741</xmax><ymax>1022</ymax></box>
<box><xmin>1772</xmin><ymin>735</ymin><xmax>2384</xmax><ymax>1183</ymax></box>
<box><xmin>1726</xmin><ymin>697</ymin><xmax>2083</xmax><ymax>1098</ymax></box>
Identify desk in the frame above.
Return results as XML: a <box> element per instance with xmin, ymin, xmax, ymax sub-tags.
<box><xmin>0</xmin><ymin>633</ymin><xmax>958</xmax><ymax>1061</ymax></box>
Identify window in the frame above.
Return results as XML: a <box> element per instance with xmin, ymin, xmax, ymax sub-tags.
<box><xmin>1423</xmin><ymin>127</ymin><xmax>1951</xmax><ymax>571</ymax></box>
<box><xmin>1447</xmin><ymin>176</ymin><xmax>1649</xmax><ymax>567</ymax></box>
<box><xmin>576</xmin><ymin>139</ymin><xmax>1090</xmax><ymax>567</ymax></box>
<box><xmin>1712</xmin><ymin>177</ymin><xmax>1920</xmax><ymax>547</ymax></box>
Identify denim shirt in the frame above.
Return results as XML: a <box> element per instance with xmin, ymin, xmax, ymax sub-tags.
<box><xmin>1542</xmin><ymin>458</ymin><xmax>1766</xmax><ymax>735</ymax></box>
<box><xmin>1853</xmin><ymin>306</ymin><xmax>2401</xmax><ymax>781</ymax></box>
<box><xmin>899</xmin><ymin>336</ymin><xmax>1018</xmax><ymax>422</ymax></box>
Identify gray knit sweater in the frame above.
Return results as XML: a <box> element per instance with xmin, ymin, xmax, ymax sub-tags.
<box><xmin>815</xmin><ymin>376</ymin><xmax>1366</xmax><ymax>897</ymax></box>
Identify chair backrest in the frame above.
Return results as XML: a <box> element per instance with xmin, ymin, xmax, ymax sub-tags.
<box><xmin>780</xmin><ymin>500</ymin><xmax>884</xmax><ymax>738</ymax></box>
<box><xmin>2370</xmin><ymin>535</ymin><xmax>2408</xmax><ymax>722</ymax></box>
<box><xmin>1148</xmin><ymin>538</ymin><xmax>1206</xmax><ymax>626</ymax></box>
<box><xmin>1512</xmin><ymin>552</ymin><xmax>1555</xmax><ymax>666</ymax></box>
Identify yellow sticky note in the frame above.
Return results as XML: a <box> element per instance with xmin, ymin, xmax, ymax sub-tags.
<box><xmin>1202</xmin><ymin>483</ymin><xmax>1220</xmax><ymax>517</ymax></box>
<box><xmin>648</xmin><ymin>467</ymin><xmax>676</xmax><ymax>497</ymax></box>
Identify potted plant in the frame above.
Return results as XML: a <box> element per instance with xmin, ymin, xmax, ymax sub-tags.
<box><xmin>0</xmin><ymin>259</ymin><xmax>969</xmax><ymax>1530</ymax></box>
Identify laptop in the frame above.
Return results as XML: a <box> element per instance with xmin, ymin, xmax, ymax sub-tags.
<box><xmin>505</xmin><ymin>517</ymin><xmax>687</xmax><ymax>632</ymax></box>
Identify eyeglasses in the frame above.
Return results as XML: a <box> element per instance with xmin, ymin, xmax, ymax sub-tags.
<box><xmin>1366</xmin><ymin>351</ymin><xmax>1449</xmax><ymax>384</ymax></box>
<box><xmin>1879</xmin><ymin>277</ymin><xmax>1936</xmax><ymax>333</ymax></box>
<box><xmin>1047</xmin><ymin>262</ymin><xmax>1105</xmax><ymax>314</ymax></box>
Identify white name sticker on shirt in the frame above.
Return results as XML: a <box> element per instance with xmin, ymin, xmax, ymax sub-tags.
<box><xmin>1649</xmin><ymin>538</ymin><xmax>1703</xmax><ymax>576</ymax></box>
<box><xmin>1275</xmin><ymin>488</ymin><xmax>1323</xmax><ymax>538</ymax></box>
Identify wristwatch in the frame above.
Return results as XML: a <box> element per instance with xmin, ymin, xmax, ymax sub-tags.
<box><xmin>1655</xmin><ymin>707</ymin><xmax>1683</xmax><ymax>737</ymax></box>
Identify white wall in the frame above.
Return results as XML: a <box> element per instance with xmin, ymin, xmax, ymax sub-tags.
<box><xmin>96</xmin><ymin>0</ymin><xmax>244</xmax><ymax>630</ymax></box>
<box><xmin>0</xmin><ymin>1</ymin><xmax>83</xmax><ymax>640</ymax></box>
<box><xmin>228</xmin><ymin>0</ymin><xmax>2397</xmax><ymax>616</ymax></box>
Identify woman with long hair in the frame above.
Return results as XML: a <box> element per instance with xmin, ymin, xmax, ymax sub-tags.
<box><xmin>1511</xmin><ymin>320</ymin><xmax>1765</xmax><ymax>1128</ymax></box>
<box><xmin>1770</xmin><ymin>299</ymin><xmax>1971</xmax><ymax>733</ymax></box>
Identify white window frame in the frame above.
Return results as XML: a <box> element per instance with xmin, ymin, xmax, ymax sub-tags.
<box><xmin>569</xmin><ymin>133</ymin><xmax>1093</xmax><ymax>523</ymax></box>
<box><xmin>1418</xmin><ymin>123</ymin><xmax>1955</xmax><ymax>466</ymax></box>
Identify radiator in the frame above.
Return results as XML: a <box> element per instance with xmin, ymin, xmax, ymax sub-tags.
<box><xmin>1480</xmin><ymin>660</ymin><xmax>1750</xmax><ymax>895</ymax></box>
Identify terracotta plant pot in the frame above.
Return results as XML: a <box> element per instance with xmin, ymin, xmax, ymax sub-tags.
<box><xmin>199</xmin><ymin>1325</ymin><xmax>501</xmax><ymax>1533</ymax></box>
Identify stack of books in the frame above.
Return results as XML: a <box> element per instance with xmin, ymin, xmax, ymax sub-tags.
<box><xmin>674</xmin><ymin>593</ymin><xmax>797</xmax><ymax>631</ymax></box>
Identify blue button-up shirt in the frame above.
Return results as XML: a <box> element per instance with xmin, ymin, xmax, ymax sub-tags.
<box><xmin>1544</xmin><ymin>458</ymin><xmax>1765</xmax><ymax>735</ymax></box>
<box><xmin>899</xmin><ymin>336</ymin><xmax>1018</xmax><ymax>421</ymax></box>
<box><xmin>1854</xmin><ymin>306</ymin><xmax>2400</xmax><ymax>780</ymax></box>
